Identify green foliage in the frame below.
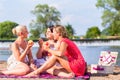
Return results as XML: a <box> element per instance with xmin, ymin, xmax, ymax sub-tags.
<box><xmin>0</xmin><ymin>21</ymin><xmax>18</xmax><ymax>39</ymax></box>
<box><xmin>86</xmin><ymin>26</ymin><xmax>101</xmax><ymax>39</ymax></box>
<box><xmin>65</xmin><ymin>24</ymin><xmax>75</xmax><ymax>39</ymax></box>
<box><xmin>73</xmin><ymin>36</ymin><xmax>80</xmax><ymax>39</ymax></box>
<box><xmin>101</xmin><ymin>27</ymin><xmax>110</xmax><ymax>36</ymax></box>
<box><xmin>96</xmin><ymin>0</ymin><xmax>120</xmax><ymax>36</ymax></box>
<box><xmin>29</xmin><ymin>28</ymin><xmax>40</xmax><ymax>39</ymax></box>
<box><xmin>29</xmin><ymin>4</ymin><xmax>61</xmax><ymax>38</ymax></box>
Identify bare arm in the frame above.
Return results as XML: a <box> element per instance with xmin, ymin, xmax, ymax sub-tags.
<box><xmin>27</xmin><ymin>50</ymin><xmax>34</xmax><ymax>64</ymax></box>
<box><xmin>11</xmin><ymin>43</ymin><xmax>31</xmax><ymax>62</ymax></box>
<box><xmin>36</xmin><ymin>38</ymin><xmax>44</xmax><ymax>59</ymax></box>
<box><xmin>36</xmin><ymin>47</ymin><xmax>44</xmax><ymax>59</ymax></box>
<box><xmin>44</xmin><ymin>42</ymin><xmax>68</xmax><ymax>57</ymax></box>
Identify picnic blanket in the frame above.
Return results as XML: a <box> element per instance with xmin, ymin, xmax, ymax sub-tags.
<box><xmin>0</xmin><ymin>72</ymin><xmax>90</xmax><ymax>80</ymax></box>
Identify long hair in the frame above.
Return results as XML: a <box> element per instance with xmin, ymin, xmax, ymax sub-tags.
<box><xmin>45</xmin><ymin>25</ymin><xmax>54</xmax><ymax>37</ymax></box>
<box><xmin>54</xmin><ymin>25</ymin><xmax>68</xmax><ymax>38</ymax></box>
<box><xmin>48</xmin><ymin>25</ymin><xmax>54</xmax><ymax>33</ymax></box>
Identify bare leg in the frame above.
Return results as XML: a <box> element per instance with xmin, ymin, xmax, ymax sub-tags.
<box><xmin>46</xmin><ymin>65</ymin><xmax>62</xmax><ymax>75</ymax></box>
<box><xmin>46</xmin><ymin>66</ymin><xmax>75</xmax><ymax>78</ymax></box>
<box><xmin>25</xmin><ymin>55</ymin><xmax>73</xmax><ymax>77</ymax></box>
<box><xmin>1</xmin><ymin>62</ymin><xmax>30</xmax><ymax>76</ymax></box>
<box><xmin>25</xmin><ymin>55</ymin><xmax>57</xmax><ymax>77</ymax></box>
<box><xmin>54</xmin><ymin>69</ymin><xmax>75</xmax><ymax>78</ymax></box>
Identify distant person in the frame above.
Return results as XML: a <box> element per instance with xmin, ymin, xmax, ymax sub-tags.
<box><xmin>1</xmin><ymin>25</ymin><xmax>37</xmax><ymax>76</ymax></box>
<box><xmin>25</xmin><ymin>25</ymin><xmax>86</xmax><ymax>78</ymax></box>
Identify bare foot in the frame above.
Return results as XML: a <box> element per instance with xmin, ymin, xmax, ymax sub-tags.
<box><xmin>0</xmin><ymin>72</ymin><xmax>3</xmax><ymax>75</ymax></box>
<box><xmin>24</xmin><ymin>72</ymin><xmax>39</xmax><ymax>78</ymax></box>
<box><xmin>60</xmin><ymin>73</ymin><xmax>75</xmax><ymax>78</ymax></box>
<box><xmin>0</xmin><ymin>70</ymin><xmax>5</xmax><ymax>75</ymax></box>
<box><xmin>66</xmin><ymin>73</ymin><xmax>75</xmax><ymax>78</ymax></box>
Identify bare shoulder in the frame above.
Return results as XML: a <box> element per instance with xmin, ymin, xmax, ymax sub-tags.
<box><xmin>11</xmin><ymin>42</ymin><xmax>19</xmax><ymax>50</ymax></box>
<box><xmin>61</xmin><ymin>41</ymin><xmax>67</xmax><ymax>46</ymax></box>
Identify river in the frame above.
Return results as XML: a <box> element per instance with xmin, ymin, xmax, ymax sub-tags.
<box><xmin>0</xmin><ymin>41</ymin><xmax>120</xmax><ymax>66</ymax></box>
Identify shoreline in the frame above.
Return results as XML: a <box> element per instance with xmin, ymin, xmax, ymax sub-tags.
<box><xmin>0</xmin><ymin>61</ymin><xmax>120</xmax><ymax>80</ymax></box>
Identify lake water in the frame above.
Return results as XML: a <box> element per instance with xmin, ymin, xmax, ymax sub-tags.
<box><xmin>0</xmin><ymin>42</ymin><xmax>120</xmax><ymax>66</ymax></box>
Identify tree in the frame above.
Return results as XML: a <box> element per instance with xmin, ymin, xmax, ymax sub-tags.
<box><xmin>96</xmin><ymin>0</ymin><xmax>120</xmax><ymax>36</ymax></box>
<box><xmin>65</xmin><ymin>24</ymin><xmax>75</xmax><ymax>39</ymax></box>
<box><xmin>101</xmin><ymin>27</ymin><xmax>110</xmax><ymax>36</ymax></box>
<box><xmin>30</xmin><ymin>29</ymin><xmax>40</xmax><ymax>39</ymax></box>
<box><xmin>29</xmin><ymin>4</ymin><xmax>61</xmax><ymax>38</ymax></box>
<box><xmin>86</xmin><ymin>26</ymin><xmax>101</xmax><ymax>39</ymax></box>
<box><xmin>0</xmin><ymin>21</ymin><xmax>18</xmax><ymax>39</ymax></box>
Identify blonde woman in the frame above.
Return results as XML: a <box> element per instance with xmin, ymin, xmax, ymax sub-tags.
<box><xmin>1</xmin><ymin>25</ymin><xmax>37</xmax><ymax>76</ymax></box>
<box><xmin>26</xmin><ymin>25</ymin><xmax>86</xmax><ymax>78</ymax></box>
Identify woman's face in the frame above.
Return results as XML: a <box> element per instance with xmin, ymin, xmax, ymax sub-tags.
<box><xmin>46</xmin><ymin>28</ymin><xmax>53</xmax><ymax>39</ymax></box>
<box><xmin>22</xmin><ymin>27</ymin><xmax>28</xmax><ymax>38</ymax></box>
<box><xmin>53</xmin><ymin>28</ymin><xmax>59</xmax><ymax>40</ymax></box>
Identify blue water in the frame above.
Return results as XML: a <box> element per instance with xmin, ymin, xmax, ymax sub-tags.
<box><xmin>0</xmin><ymin>46</ymin><xmax>120</xmax><ymax>66</ymax></box>
<box><xmin>80</xmin><ymin>46</ymin><xmax>120</xmax><ymax>66</ymax></box>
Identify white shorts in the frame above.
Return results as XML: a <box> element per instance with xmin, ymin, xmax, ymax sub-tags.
<box><xmin>7</xmin><ymin>61</ymin><xmax>21</xmax><ymax>70</ymax></box>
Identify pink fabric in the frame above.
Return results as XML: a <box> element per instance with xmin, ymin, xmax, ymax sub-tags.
<box><xmin>61</xmin><ymin>38</ymin><xmax>86</xmax><ymax>76</ymax></box>
<box><xmin>0</xmin><ymin>73</ymin><xmax>90</xmax><ymax>79</ymax></box>
<box><xmin>93</xmin><ymin>66</ymin><xmax>104</xmax><ymax>71</ymax></box>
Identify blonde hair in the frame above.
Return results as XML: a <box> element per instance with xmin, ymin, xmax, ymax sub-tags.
<box><xmin>54</xmin><ymin>25</ymin><xmax>68</xmax><ymax>38</ymax></box>
<box><xmin>12</xmin><ymin>25</ymin><xmax>26</xmax><ymax>36</ymax></box>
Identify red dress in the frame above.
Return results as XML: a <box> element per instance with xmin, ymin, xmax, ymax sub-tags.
<box><xmin>61</xmin><ymin>38</ymin><xmax>86</xmax><ymax>76</ymax></box>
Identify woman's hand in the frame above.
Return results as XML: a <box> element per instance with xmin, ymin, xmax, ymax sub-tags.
<box><xmin>43</xmin><ymin>42</ymin><xmax>50</xmax><ymax>51</ymax></box>
<box><xmin>27</xmin><ymin>40</ymin><xmax>34</xmax><ymax>49</ymax></box>
<box><xmin>38</xmin><ymin>38</ymin><xmax>43</xmax><ymax>47</ymax></box>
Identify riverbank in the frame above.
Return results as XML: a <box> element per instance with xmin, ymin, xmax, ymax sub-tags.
<box><xmin>0</xmin><ymin>61</ymin><xmax>120</xmax><ymax>80</ymax></box>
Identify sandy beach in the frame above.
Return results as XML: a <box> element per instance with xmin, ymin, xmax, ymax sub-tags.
<box><xmin>87</xmin><ymin>64</ymin><xmax>120</xmax><ymax>80</ymax></box>
<box><xmin>0</xmin><ymin>61</ymin><xmax>120</xmax><ymax>80</ymax></box>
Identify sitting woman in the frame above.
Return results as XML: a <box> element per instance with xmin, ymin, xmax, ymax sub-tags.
<box><xmin>35</xmin><ymin>26</ymin><xmax>57</xmax><ymax>67</ymax></box>
<box><xmin>26</xmin><ymin>25</ymin><xmax>86</xmax><ymax>78</ymax></box>
<box><xmin>1</xmin><ymin>25</ymin><xmax>37</xmax><ymax>76</ymax></box>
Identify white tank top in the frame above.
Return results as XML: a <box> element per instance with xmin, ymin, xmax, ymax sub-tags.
<box><xmin>7</xmin><ymin>47</ymin><xmax>29</xmax><ymax>66</ymax></box>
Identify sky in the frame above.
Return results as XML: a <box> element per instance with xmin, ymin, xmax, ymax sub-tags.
<box><xmin>0</xmin><ymin>0</ymin><xmax>103</xmax><ymax>36</ymax></box>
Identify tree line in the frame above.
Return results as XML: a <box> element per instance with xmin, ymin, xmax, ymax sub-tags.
<box><xmin>0</xmin><ymin>0</ymin><xmax>120</xmax><ymax>40</ymax></box>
